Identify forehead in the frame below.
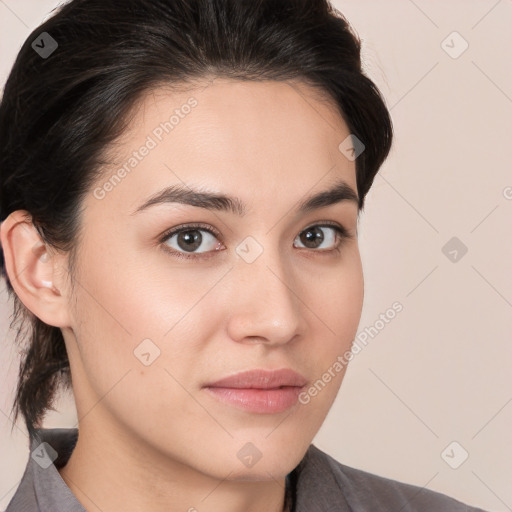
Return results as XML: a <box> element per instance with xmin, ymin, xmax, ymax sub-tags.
<box><xmin>89</xmin><ymin>78</ymin><xmax>357</xmax><ymax>216</ymax></box>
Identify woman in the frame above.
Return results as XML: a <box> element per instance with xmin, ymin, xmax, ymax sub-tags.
<box><xmin>0</xmin><ymin>0</ymin><xmax>488</xmax><ymax>511</ymax></box>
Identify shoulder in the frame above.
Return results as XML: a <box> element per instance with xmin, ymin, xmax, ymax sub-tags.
<box><xmin>3</xmin><ymin>459</ymin><xmax>38</xmax><ymax>512</ymax></box>
<box><xmin>292</xmin><ymin>444</ymin><xmax>489</xmax><ymax>512</ymax></box>
<box><xmin>4</xmin><ymin>428</ymin><xmax>83</xmax><ymax>512</ymax></box>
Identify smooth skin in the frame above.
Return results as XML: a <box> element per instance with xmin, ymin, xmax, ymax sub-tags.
<box><xmin>1</xmin><ymin>78</ymin><xmax>364</xmax><ymax>512</ymax></box>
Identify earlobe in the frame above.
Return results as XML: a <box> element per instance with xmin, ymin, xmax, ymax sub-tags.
<box><xmin>0</xmin><ymin>210</ymin><xmax>71</xmax><ymax>328</ymax></box>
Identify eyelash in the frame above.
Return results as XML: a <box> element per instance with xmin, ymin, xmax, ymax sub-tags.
<box><xmin>158</xmin><ymin>221</ymin><xmax>352</xmax><ymax>261</ymax></box>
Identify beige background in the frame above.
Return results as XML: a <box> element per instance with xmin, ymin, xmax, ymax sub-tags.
<box><xmin>1</xmin><ymin>1</ymin><xmax>511</xmax><ymax>510</ymax></box>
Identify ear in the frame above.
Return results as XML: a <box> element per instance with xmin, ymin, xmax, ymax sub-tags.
<box><xmin>0</xmin><ymin>210</ymin><xmax>72</xmax><ymax>328</ymax></box>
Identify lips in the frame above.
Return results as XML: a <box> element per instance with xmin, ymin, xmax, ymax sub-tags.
<box><xmin>203</xmin><ymin>369</ymin><xmax>307</xmax><ymax>414</ymax></box>
<box><xmin>205</xmin><ymin>368</ymin><xmax>307</xmax><ymax>389</ymax></box>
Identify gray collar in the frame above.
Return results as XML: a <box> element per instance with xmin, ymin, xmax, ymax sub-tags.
<box><xmin>30</xmin><ymin>428</ymin><xmax>86</xmax><ymax>511</ymax></box>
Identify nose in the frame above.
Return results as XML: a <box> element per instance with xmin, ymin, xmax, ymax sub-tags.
<box><xmin>225</xmin><ymin>244</ymin><xmax>306</xmax><ymax>347</ymax></box>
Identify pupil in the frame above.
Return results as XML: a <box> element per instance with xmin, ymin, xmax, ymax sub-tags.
<box><xmin>301</xmin><ymin>227</ymin><xmax>324</xmax><ymax>248</ymax></box>
<box><xmin>178</xmin><ymin>230</ymin><xmax>202</xmax><ymax>251</ymax></box>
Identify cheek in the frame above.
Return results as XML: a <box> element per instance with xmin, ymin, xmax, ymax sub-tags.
<box><xmin>304</xmin><ymin>247</ymin><xmax>364</xmax><ymax>341</ymax></box>
<box><xmin>66</xmin><ymin>263</ymin><xmax>213</xmax><ymax>442</ymax></box>
<box><xmin>300</xmin><ymin>251</ymin><xmax>364</xmax><ymax>399</ymax></box>
<box><xmin>67</xmin><ymin>241</ymin><xmax>224</xmax><ymax>393</ymax></box>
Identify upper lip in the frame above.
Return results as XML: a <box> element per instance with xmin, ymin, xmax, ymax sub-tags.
<box><xmin>205</xmin><ymin>369</ymin><xmax>307</xmax><ymax>389</ymax></box>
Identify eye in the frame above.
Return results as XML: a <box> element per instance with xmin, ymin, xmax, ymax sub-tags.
<box><xmin>293</xmin><ymin>223</ymin><xmax>349</xmax><ymax>252</ymax></box>
<box><xmin>160</xmin><ymin>223</ymin><xmax>223</xmax><ymax>260</ymax></box>
<box><xmin>159</xmin><ymin>221</ymin><xmax>351</xmax><ymax>260</ymax></box>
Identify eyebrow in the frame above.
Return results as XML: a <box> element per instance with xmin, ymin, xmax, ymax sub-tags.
<box><xmin>130</xmin><ymin>178</ymin><xmax>359</xmax><ymax>216</ymax></box>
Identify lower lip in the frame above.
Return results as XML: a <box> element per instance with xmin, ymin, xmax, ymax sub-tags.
<box><xmin>204</xmin><ymin>386</ymin><xmax>304</xmax><ymax>413</ymax></box>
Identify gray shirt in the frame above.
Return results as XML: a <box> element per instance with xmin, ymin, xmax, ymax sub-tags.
<box><xmin>5</xmin><ymin>428</ymin><xmax>488</xmax><ymax>511</ymax></box>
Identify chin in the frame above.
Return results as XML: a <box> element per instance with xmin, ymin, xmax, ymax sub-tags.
<box><xmin>226</xmin><ymin>462</ymin><xmax>293</xmax><ymax>482</ymax></box>
<box><xmin>189</xmin><ymin>439</ymin><xmax>308</xmax><ymax>483</ymax></box>
<box><xmin>231</xmin><ymin>441</ymin><xmax>309</xmax><ymax>480</ymax></box>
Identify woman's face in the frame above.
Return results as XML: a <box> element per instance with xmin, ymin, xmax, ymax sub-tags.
<box><xmin>62</xmin><ymin>78</ymin><xmax>364</xmax><ymax>480</ymax></box>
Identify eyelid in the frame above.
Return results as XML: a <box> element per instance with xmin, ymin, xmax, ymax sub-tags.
<box><xmin>158</xmin><ymin>222</ymin><xmax>221</xmax><ymax>243</ymax></box>
<box><xmin>309</xmin><ymin>220</ymin><xmax>353</xmax><ymax>239</ymax></box>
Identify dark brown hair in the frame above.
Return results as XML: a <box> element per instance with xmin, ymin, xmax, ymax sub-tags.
<box><xmin>0</xmin><ymin>0</ymin><xmax>393</xmax><ymax>442</ymax></box>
